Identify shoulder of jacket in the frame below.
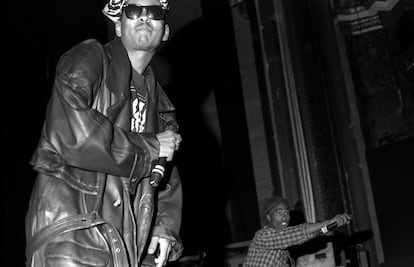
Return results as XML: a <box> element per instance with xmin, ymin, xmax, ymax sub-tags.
<box><xmin>55</xmin><ymin>39</ymin><xmax>107</xmax><ymax>79</ymax></box>
<box><xmin>57</xmin><ymin>39</ymin><xmax>106</xmax><ymax>68</ymax></box>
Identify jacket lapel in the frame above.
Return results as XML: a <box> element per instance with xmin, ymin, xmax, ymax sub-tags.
<box><xmin>104</xmin><ymin>38</ymin><xmax>132</xmax><ymax>131</ymax></box>
<box><xmin>101</xmin><ymin>38</ymin><xmax>177</xmax><ymax>134</ymax></box>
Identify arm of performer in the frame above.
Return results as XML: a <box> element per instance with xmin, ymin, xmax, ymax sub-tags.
<box><xmin>305</xmin><ymin>213</ymin><xmax>351</xmax><ymax>237</ymax></box>
<box><xmin>148</xmin><ymin>130</ymin><xmax>183</xmax><ymax>267</ymax></box>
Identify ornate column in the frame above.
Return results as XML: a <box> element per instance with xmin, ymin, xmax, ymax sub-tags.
<box><xmin>333</xmin><ymin>0</ymin><xmax>406</xmax><ymax>265</ymax></box>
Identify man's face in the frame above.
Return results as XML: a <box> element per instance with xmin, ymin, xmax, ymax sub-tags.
<box><xmin>116</xmin><ymin>0</ymin><xmax>169</xmax><ymax>53</ymax></box>
<box><xmin>266</xmin><ymin>202</ymin><xmax>290</xmax><ymax>229</ymax></box>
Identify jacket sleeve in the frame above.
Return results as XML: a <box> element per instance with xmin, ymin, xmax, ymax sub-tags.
<box><xmin>152</xmin><ymin>165</ymin><xmax>184</xmax><ymax>261</ymax></box>
<box><xmin>38</xmin><ymin>40</ymin><xmax>158</xmax><ymax>179</ymax></box>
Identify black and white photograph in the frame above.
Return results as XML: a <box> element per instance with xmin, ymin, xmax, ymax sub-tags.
<box><xmin>3</xmin><ymin>0</ymin><xmax>414</xmax><ymax>266</ymax></box>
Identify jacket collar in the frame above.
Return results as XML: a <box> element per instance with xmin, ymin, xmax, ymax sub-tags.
<box><xmin>104</xmin><ymin>37</ymin><xmax>175</xmax><ymax>113</ymax></box>
<box><xmin>105</xmin><ymin>37</ymin><xmax>131</xmax><ymax>98</ymax></box>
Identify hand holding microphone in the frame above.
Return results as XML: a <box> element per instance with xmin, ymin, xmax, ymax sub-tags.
<box><xmin>320</xmin><ymin>213</ymin><xmax>351</xmax><ymax>234</ymax></box>
<box><xmin>156</xmin><ymin>129</ymin><xmax>181</xmax><ymax>160</ymax></box>
<box><xmin>150</xmin><ymin>130</ymin><xmax>181</xmax><ymax>187</ymax></box>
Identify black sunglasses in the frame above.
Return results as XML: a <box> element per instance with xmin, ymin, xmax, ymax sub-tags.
<box><xmin>122</xmin><ymin>4</ymin><xmax>166</xmax><ymax>20</ymax></box>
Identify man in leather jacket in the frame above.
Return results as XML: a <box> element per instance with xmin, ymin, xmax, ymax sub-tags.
<box><xmin>25</xmin><ymin>0</ymin><xmax>183</xmax><ymax>266</ymax></box>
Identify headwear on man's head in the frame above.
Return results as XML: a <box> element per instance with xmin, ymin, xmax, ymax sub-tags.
<box><xmin>102</xmin><ymin>0</ymin><xmax>169</xmax><ymax>23</ymax></box>
<box><xmin>263</xmin><ymin>196</ymin><xmax>289</xmax><ymax>216</ymax></box>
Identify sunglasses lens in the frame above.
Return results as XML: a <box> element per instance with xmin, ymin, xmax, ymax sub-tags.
<box><xmin>123</xmin><ymin>5</ymin><xmax>165</xmax><ymax>20</ymax></box>
<box><xmin>146</xmin><ymin>6</ymin><xmax>165</xmax><ymax>20</ymax></box>
<box><xmin>124</xmin><ymin>5</ymin><xmax>142</xmax><ymax>20</ymax></box>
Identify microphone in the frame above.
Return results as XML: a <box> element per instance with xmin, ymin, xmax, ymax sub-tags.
<box><xmin>149</xmin><ymin>157</ymin><xmax>167</xmax><ymax>187</ymax></box>
<box><xmin>319</xmin><ymin>222</ymin><xmax>338</xmax><ymax>234</ymax></box>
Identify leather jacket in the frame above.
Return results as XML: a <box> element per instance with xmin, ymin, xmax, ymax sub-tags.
<box><xmin>25</xmin><ymin>38</ymin><xmax>183</xmax><ymax>267</ymax></box>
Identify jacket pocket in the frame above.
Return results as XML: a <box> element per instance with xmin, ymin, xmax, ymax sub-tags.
<box><xmin>45</xmin><ymin>240</ymin><xmax>109</xmax><ymax>267</ymax></box>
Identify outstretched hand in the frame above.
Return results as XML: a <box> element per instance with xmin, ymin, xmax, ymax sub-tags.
<box><xmin>329</xmin><ymin>213</ymin><xmax>352</xmax><ymax>227</ymax></box>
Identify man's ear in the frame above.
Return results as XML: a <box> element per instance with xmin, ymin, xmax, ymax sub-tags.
<box><xmin>162</xmin><ymin>24</ymin><xmax>170</xmax><ymax>41</ymax></box>
<box><xmin>266</xmin><ymin>214</ymin><xmax>271</xmax><ymax>223</ymax></box>
<box><xmin>115</xmin><ymin>20</ymin><xmax>122</xmax><ymax>37</ymax></box>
